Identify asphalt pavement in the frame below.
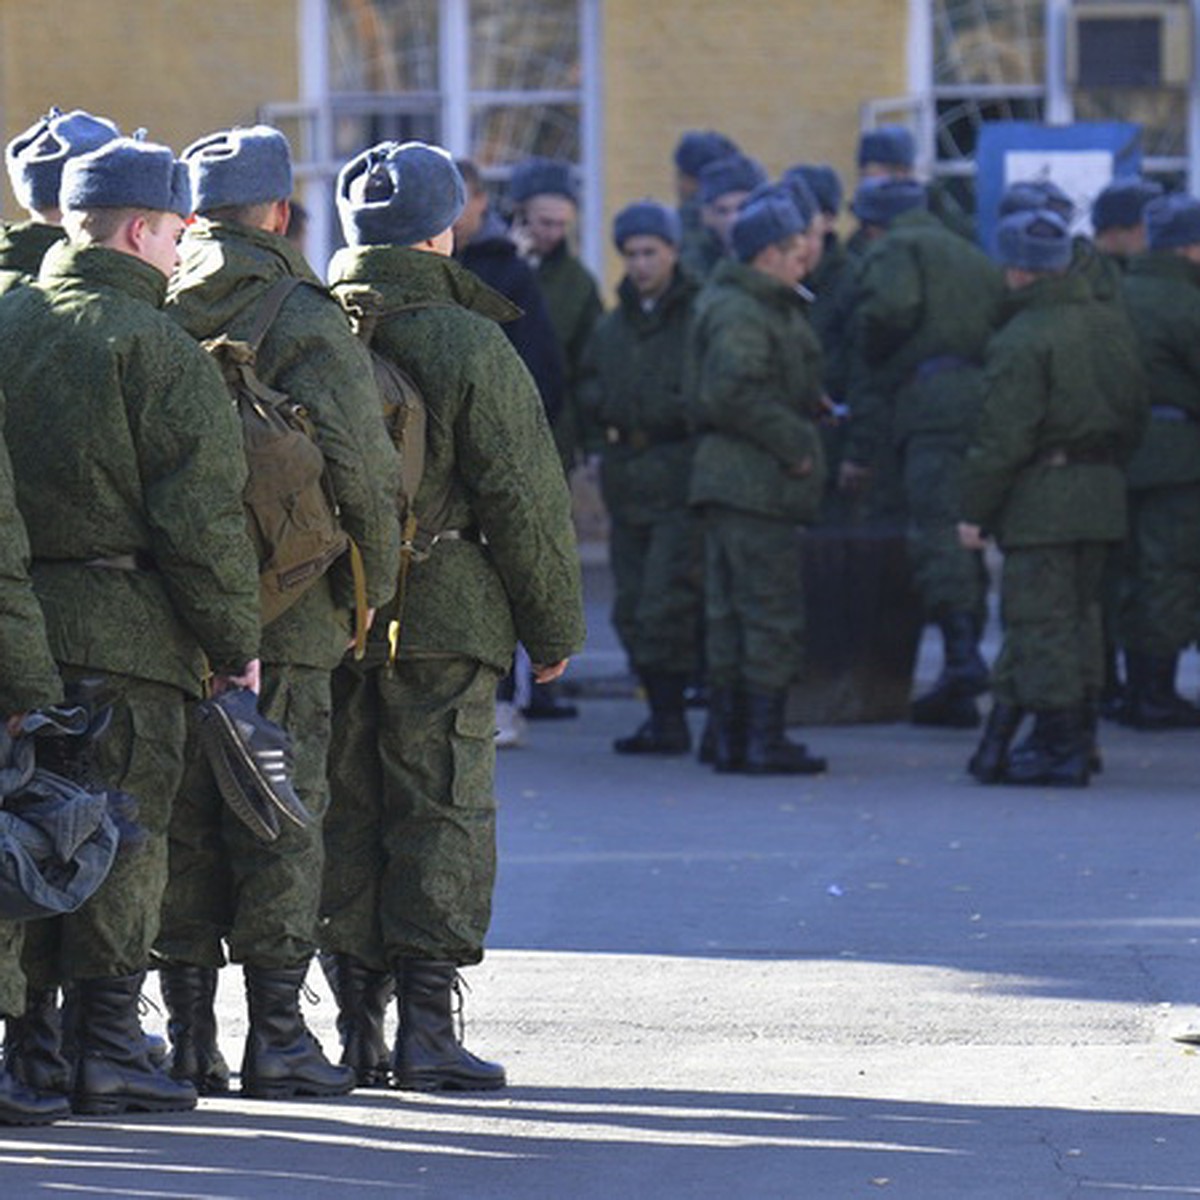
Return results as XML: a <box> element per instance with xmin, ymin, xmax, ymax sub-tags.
<box><xmin>4</xmin><ymin>559</ymin><xmax>1200</xmax><ymax>1199</ymax></box>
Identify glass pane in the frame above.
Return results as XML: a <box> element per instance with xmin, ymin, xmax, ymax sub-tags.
<box><xmin>329</xmin><ymin>0</ymin><xmax>440</xmax><ymax>92</ymax></box>
<box><xmin>332</xmin><ymin>108</ymin><xmax>441</xmax><ymax>161</ymax></box>
<box><xmin>469</xmin><ymin>0</ymin><xmax>581</xmax><ymax>92</ymax></box>
<box><xmin>934</xmin><ymin>93</ymin><xmax>1045</xmax><ymax>162</ymax></box>
<box><xmin>470</xmin><ymin>102</ymin><xmax>581</xmax><ymax>169</ymax></box>
<box><xmin>933</xmin><ymin>0</ymin><xmax>1045</xmax><ymax>87</ymax></box>
<box><xmin>1074</xmin><ymin>87</ymin><xmax>1187</xmax><ymax>161</ymax></box>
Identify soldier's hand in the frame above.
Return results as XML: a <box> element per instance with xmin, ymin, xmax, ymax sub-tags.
<box><xmin>838</xmin><ymin>460</ymin><xmax>872</xmax><ymax>495</ymax></box>
<box><xmin>957</xmin><ymin>522</ymin><xmax>986</xmax><ymax>551</ymax></box>
<box><xmin>532</xmin><ymin>659</ymin><xmax>569</xmax><ymax>684</ymax></box>
<box><xmin>212</xmin><ymin>657</ymin><xmax>262</xmax><ymax>697</ymax></box>
<box><xmin>346</xmin><ymin>607</ymin><xmax>377</xmax><ymax>651</ymax></box>
<box><xmin>786</xmin><ymin>456</ymin><xmax>815</xmax><ymax>479</ymax></box>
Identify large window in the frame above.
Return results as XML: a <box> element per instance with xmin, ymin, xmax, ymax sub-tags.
<box><xmin>264</xmin><ymin>0</ymin><xmax>599</xmax><ymax>269</ymax></box>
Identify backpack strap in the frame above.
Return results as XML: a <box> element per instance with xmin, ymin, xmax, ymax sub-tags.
<box><xmin>246</xmin><ymin>276</ymin><xmax>307</xmax><ymax>351</ymax></box>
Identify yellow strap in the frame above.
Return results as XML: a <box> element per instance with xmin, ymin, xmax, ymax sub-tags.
<box><xmin>349</xmin><ymin>538</ymin><xmax>369</xmax><ymax>662</ymax></box>
<box><xmin>387</xmin><ymin>514</ymin><xmax>420</xmax><ymax>666</ymax></box>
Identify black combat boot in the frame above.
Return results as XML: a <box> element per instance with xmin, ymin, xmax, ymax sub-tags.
<box><xmin>613</xmin><ymin>672</ymin><xmax>691</xmax><ymax>755</ymax></box>
<box><xmin>159</xmin><ymin>964</ymin><xmax>229</xmax><ymax>1095</ymax></box>
<box><xmin>911</xmin><ymin>613</ymin><xmax>989</xmax><ymax>728</ymax></box>
<box><xmin>241</xmin><ymin>963</ymin><xmax>355</xmax><ymax>1099</ymax></box>
<box><xmin>1003</xmin><ymin>708</ymin><xmax>1090</xmax><ymax>788</ymax></box>
<box><xmin>1082</xmin><ymin>693</ymin><xmax>1103</xmax><ymax>775</ymax></box>
<box><xmin>1121</xmin><ymin>653</ymin><xmax>1200</xmax><ymax>730</ymax></box>
<box><xmin>742</xmin><ymin>687</ymin><xmax>827</xmax><ymax>776</ymax></box>
<box><xmin>705</xmin><ymin>686</ymin><xmax>747</xmax><ymax>772</ymax></box>
<box><xmin>4</xmin><ymin>989</ymin><xmax>71</xmax><ymax>1096</ymax></box>
<box><xmin>967</xmin><ymin>702</ymin><xmax>1025</xmax><ymax>784</ymax></box>
<box><xmin>0</xmin><ymin>1059</ymin><xmax>69</xmax><ymax>1126</ymax></box>
<box><xmin>72</xmin><ymin>973</ymin><xmax>198</xmax><ymax>1115</ymax></box>
<box><xmin>392</xmin><ymin>960</ymin><xmax>505</xmax><ymax>1092</ymax></box>
<box><xmin>328</xmin><ymin>953</ymin><xmax>394</xmax><ymax>1088</ymax></box>
<box><xmin>1099</xmin><ymin>646</ymin><xmax>1125</xmax><ymax>721</ymax></box>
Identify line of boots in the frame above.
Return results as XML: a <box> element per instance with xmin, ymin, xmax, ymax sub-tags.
<box><xmin>1</xmin><ymin>973</ymin><xmax>197</xmax><ymax>1124</ymax></box>
<box><xmin>698</xmin><ymin>685</ymin><xmax>827</xmax><ymax>775</ymax></box>
<box><xmin>968</xmin><ymin>702</ymin><xmax>1096</xmax><ymax>788</ymax></box>
<box><xmin>160</xmin><ymin>956</ymin><xmax>504</xmax><ymax>1097</ymax></box>
<box><xmin>160</xmin><ymin>960</ymin><xmax>353</xmax><ymax>1100</ymax></box>
<box><xmin>911</xmin><ymin>612</ymin><xmax>989</xmax><ymax>729</ymax></box>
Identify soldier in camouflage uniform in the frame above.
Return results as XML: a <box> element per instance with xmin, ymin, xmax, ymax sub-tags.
<box><xmin>680</xmin><ymin>152</ymin><xmax>767</xmax><ymax>282</ymax></box>
<box><xmin>578</xmin><ymin>200</ymin><xmax>702</xmax><ymax>754</ymax></box>
<box><xmin>0</xmin><ymin>399</ymin><xmax>69</xmax><ymax>1126</ymax></box>
<box><xmin>0</xmin><ymin>138</ymin><xmax>260</xmax><ymax>1114</ymax></box>
<box><xmin>0</xmin><ymin>107</ymin><xmax>119</xmax><ymax>297</ymax></box>
<box><xmin>674</xmin><ymin>130</ymin><xmax>739</xmax><ymax>271</ymax></box>
<box><xmin>320</xmin><ymin>142</ymin><xmax>585</xmax><ymax>1091</ymax></box>
<box><xmin>960</xmin><ymin>209</ymin><xmax>1146</xmax><ymax>787</ymax></box>
<box><xmin>1117</xmin><ymin>194</ymin><xmax>1200</xmax><ymax>729</ymax></box>
<box><xmin>0</xmin><ymin>108</ymin><xmax>120</xmax><ymax>1106</ymax></box>
<box><xmin>840</xmin><ymin>176</ymin><xmax>1004</xmax><ymax>728</ymax></box>
<box><xmin>157</xmin><ymin>126</ymin><xmax>402</xmax><ymax>1098</ymax></box>
<box><xmin>688</xmin><ymin>191</ymin><xmax>828</xmax><ymax>775</ymax></box>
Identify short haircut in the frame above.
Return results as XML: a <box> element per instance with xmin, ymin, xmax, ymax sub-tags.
<box><xmin>62</xmin><ymin>206</ymin><xmax>166</xmax><ymax>244</ymax></box>
<box><xmin>201</xmin><ymin>200</ymin><xmax>278</xmax><ymax>228</ymax></box>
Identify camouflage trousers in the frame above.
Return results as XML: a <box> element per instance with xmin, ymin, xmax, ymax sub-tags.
<box><xmin>702</xmin><ymin>506</ymin><xmax>805</xmax><ymax>691</ymax></box>
<box><xmin>992</xmin><ymin>542</ymin><xmax>1108</xmax><ymax>711</ymax></box>
<box><xmin>0</xmin><ymin>920</ymin><xmax>24</xmax><ymax>1016</ymax></box>
<box><xmin>20</xmin><ymin>670</ymin><xmax>187</xmax><ymax>989</ymax></box>
<box><xmin>902</xmin><ymin>433</ymin><xmax>988</xmax><ymax>623</ymax></box>
<box><xmin>320</xmin><ymin>654</ymin><xmax>501</xmax><ymax>971</ymax></box>
<box><xmin>609</xmin><ymin>509</ymin><xmax>703</xmax><ymax>675</ymax></box>
<box><xmin>1124</xmin><ymin>483</ymin><xmax>1200</xmax><ymax>657</ymax></box>
<box><xmin>155</xmin><ymin>663</ymin><xmax>332</xmax><ymax>970</ymax></box>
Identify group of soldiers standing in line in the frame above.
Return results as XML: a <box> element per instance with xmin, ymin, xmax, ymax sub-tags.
<box><xmin>0</xmin><ymin>110</ymin><xmax>584</xmax><ymax>1124</ymax></box>
<box><xmin>574</xmin><ymin>124</ymin><xmax>1200</xmax><ymax>791</ymax></box>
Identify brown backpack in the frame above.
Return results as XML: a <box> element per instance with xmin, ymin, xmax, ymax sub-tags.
<box><xmin>202</xmin><ymin>277</ymin><xmax>349</xmax><ymax>627</ymax></box>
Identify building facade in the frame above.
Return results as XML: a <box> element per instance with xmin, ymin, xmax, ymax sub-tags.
<box><xmin>1</xmin><ymin>1</ymin><xmax>1197</xmax><ymax>286</ymax></box>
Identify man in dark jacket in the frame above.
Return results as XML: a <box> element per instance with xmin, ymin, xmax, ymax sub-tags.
<box><xmin>688</xmin><ymin>192</ymin><xmax>828</xmax><ymax>775</ymax></box>
<box><xmin>959</xmin><ymin>209</ymin><xmax>1146</xmax><ymax>786</ymax></box>
<box><xmin>158</xmin><ymin>125</ymin><xmax>402</xmax><ymax>1100</ymax></box>
<box><xmin>0</xmin><ymin>137</ymin><xmax>261</xmax><ymax>1114</ymax></box>
<box><xmin>579</xmin><ymin>201</ymin><xmax>702</xmax><ymax>754</ymax></box>
<box><xmin>321</xmin><ymin>142</ymin><xmax>585</xmax><ymax>1091</ymax></box>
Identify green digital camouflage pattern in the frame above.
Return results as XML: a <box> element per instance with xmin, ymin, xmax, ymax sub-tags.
<box><xmin>320</xmin><ymin>654</ymin><xmax>502</xmax><ymax>968</ymax></box>
<box><xmin>578</xmin><ymin>268</ymin><xmax>702</xmax><ymax>674</ymax></box>
<box><xmin>990</xmin><ymin>542</ymin><xmax>1107</xmax><ymax>710</ymax></box>
<box><xmin>961</xmin><ymin>272</ymin><xmax>1147</xmax><ymax>546</ymax></box>
<box><xmin>0</xmin><ymin>220</ymin><xmax>63</xmax><ymax>296</ymax></box>
<box><xmin>687</xmin><ymin>258</ymin><xmax>827</xmax><ymax>522</ymax></box>
<box><xmin>532</xmin><ymin>239</ymin><xmax>604</xmax><ymax>465</ymax></box>
<box><xmin>156</xmin><ymin>663</ymin><xmax>332</xmax><ymax>969</ymax></box>
<box><xmin>166</xmin><ymin>220</ymin><xmax>402</xmax><ymax>669</ymax></box>
<box><xmin>0</xmin><ymin>242</ymin><xmax>260</xmax><ymax>693</ymax></box>
<box><xmin>686</xmin><ymin>259</ymin><xmax>825</xmax><ymax>690</ymax></box>
<box><xmin>1124</xmin><ymin>484</ymin><xmax>1200</xmax><ymax>655</ymax></box>
<box><xmin>327</xmin><ymin>244</ymin><xmax>585</xmax><ymax>671</ymax></box>
<box><xmin>21</xmin><ymin>670</ymin><xmax>187</xmax><ymax>986</ymax></box>
<box><xmin>702</xmin><ymin>507</ymin><xmax>806</xmax><ymax>690</ymax></box>
<box><xmin>962</xmin><ymin>273</ymin><xmax>1147</xmax><ymax>712</ymax></box>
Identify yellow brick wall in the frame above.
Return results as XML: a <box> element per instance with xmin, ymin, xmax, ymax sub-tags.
<box><xmin>600</xmin><ymin>0</ymin><xmax>909</xmax><ymax>291</ymax></box>
<box><xmin>0</xmin><ymin>0</ymin><xmax>299</xmax><ymax>215</ymax></box>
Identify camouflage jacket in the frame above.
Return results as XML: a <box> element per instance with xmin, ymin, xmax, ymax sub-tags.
<box><xmin>0</xmin><ymin>242</ymin><xmax>260</xmax><ymax>694</ymax></box>
<box><xmin>167</xmin><ymin>220</ymin><xmax>402</xmax><ymax>670</ymax></box>
<box><xmin>961</xmin><ymin>272</ymin><xmax>1147</xmax><ymax>547</ymax></box>
<box><xmin>578</xmin><ymin>267</ymin><xmax>699</xmax><ymax>524</ymax></box>
<box><xmin>845</xmin><ymin>209</ymin><xmax>1003</xmax><ymax>460</ymax></box>
<box><xmin>328</xmin><ymin>245</ymin><xmax>585</xmax><ymax>671</ymax></box>
<box><xmin>0</xmin><ymin>395</ymin><xmax>61</xmax><ymax>714</ymax></box>
<box><xmin>686</xmin><ymin>258</ymin><xmax>827</xmax><ymax>522</ymax></box>
<box><xmin>0</xmin><ymin>221</ymin><xmax>64</xmax><ymax>297</ymax></box>
<box><xmin>1120</xmin><ymin>250</ymin><xmax>1200</xmax><ymax>489</ymax></box>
